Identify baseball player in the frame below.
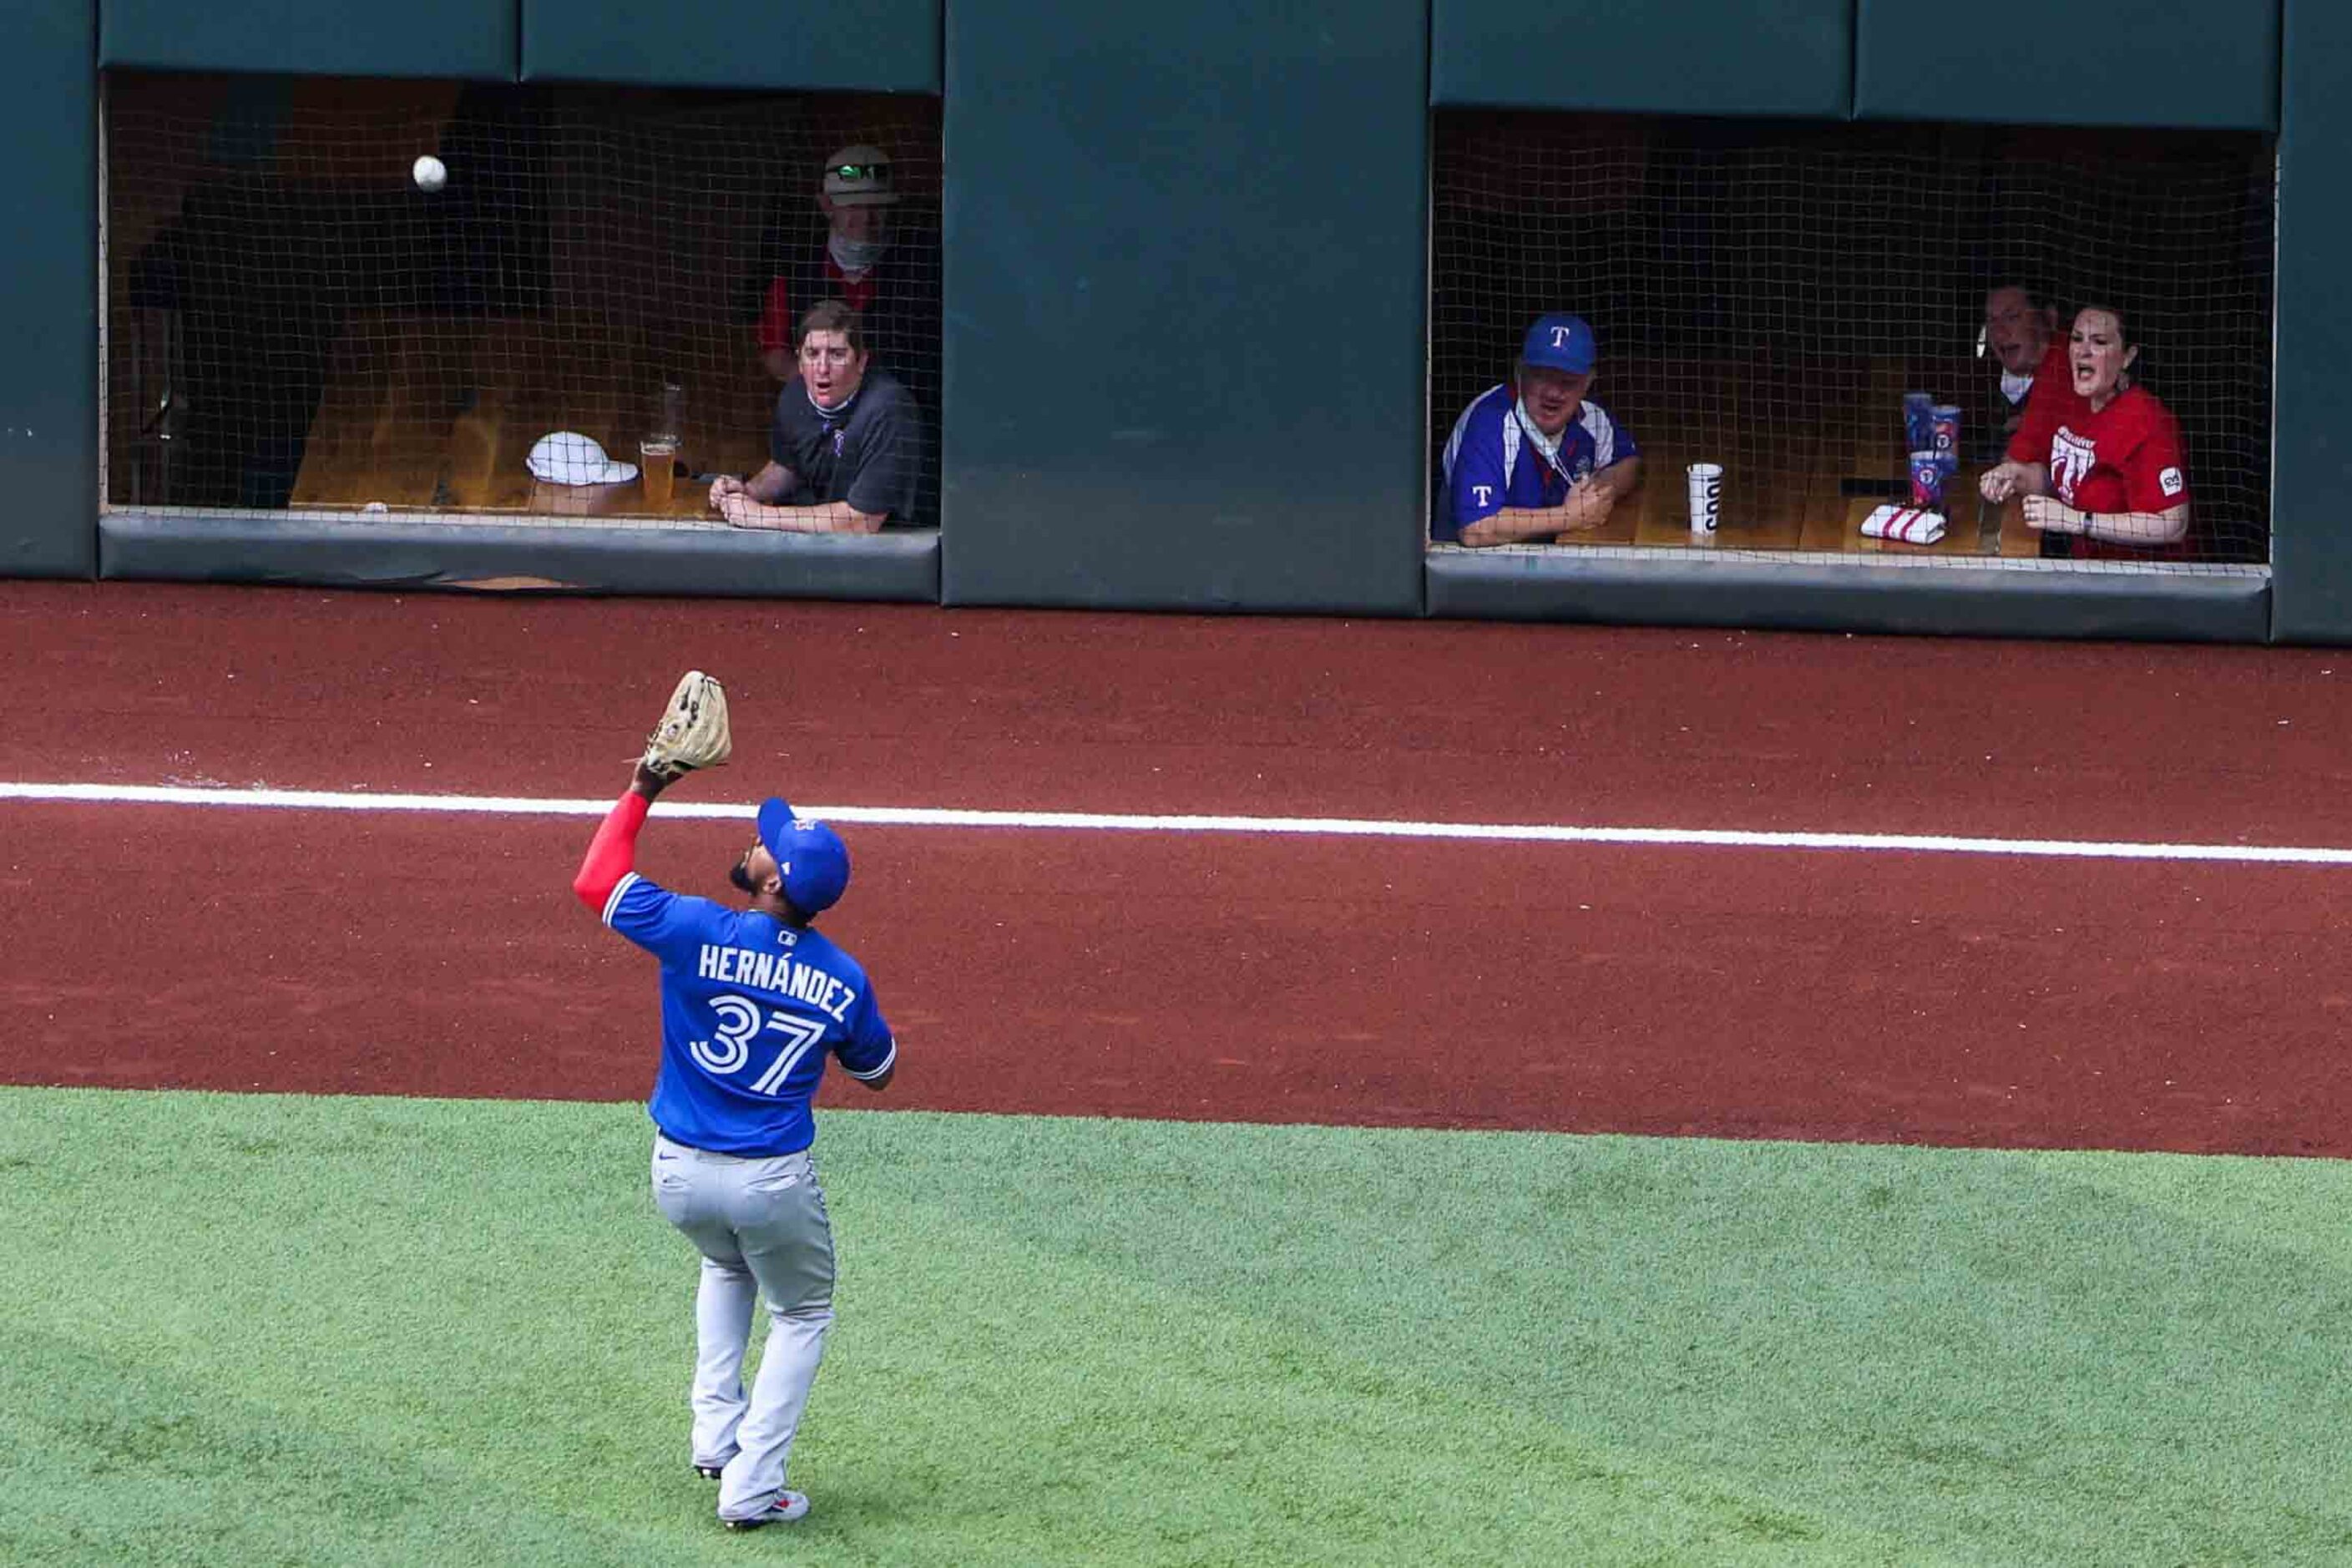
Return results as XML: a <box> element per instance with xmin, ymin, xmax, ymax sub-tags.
<box><xmin>571</xmin><ymin>681</ymin><xmax>898</xmax><ymax>1531</ymax></box>
<box><xmin>1435</xmin><ymin>312</ymin><xmax>1641</xmax><ymax>546</ymax></box>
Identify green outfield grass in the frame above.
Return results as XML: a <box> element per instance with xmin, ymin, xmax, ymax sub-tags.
<box><xmin>1</xmin><ymin>1087</ymin><xmax>2347</xmax><ymax>1566</ymax></box>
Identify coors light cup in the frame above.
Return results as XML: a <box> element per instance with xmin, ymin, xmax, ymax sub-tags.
<box><xmin>1687</xmin><ymin>462</ymin><xmax>1723</xmax><ymax>536</ymax></box>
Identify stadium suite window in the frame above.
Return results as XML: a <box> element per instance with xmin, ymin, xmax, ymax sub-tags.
<box><xmin>1428</xmin><ymin>110</ymin><xmax>2274</xmax><ymax>569</ymax></box>
<box><xmin>100</xmin><ymin>72</ymin><xmax>944</xmax><ymax>534</ymax></box>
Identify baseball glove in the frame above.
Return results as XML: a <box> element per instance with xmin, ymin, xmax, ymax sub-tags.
<box><xmin>640</xmin><ymin>670</ymin><xmax>732</xmax><ymax>780</ymax></box>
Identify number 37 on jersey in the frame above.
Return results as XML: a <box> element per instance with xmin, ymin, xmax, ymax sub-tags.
<box><xmin>691</xmin><ymin>994</ymin><xmax>831</xmax><ymax>1095</ymax></box>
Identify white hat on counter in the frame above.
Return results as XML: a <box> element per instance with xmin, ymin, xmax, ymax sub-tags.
<box><xmin>526</xmin><ymin>431</ymin><xmax>638</xmax><ymax>485</ymax></box>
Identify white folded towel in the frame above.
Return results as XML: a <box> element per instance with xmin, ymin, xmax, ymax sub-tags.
<box><xmin>1861</xmin><ymin>505</ymin><xmax>1946</xmax><ymax>544</ymax></box>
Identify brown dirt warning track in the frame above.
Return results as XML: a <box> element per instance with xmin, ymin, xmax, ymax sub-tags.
<box><xmin>3</xmin><ymin>579</ymin><xmax>2349</xmax><ymax>1156</ymax></box>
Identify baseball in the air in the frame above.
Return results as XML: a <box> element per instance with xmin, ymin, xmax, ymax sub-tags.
<box><xmin>412</xmin><ymin>154</ymin><xmax>448</xmax><ymax>193</ymax></box>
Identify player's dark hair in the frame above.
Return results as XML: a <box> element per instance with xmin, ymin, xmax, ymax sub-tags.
<box><xmin>797</xmin><ymin>299</ymin><xmax>866</xmax><ymax>355</ymax></box>
<box><xmin>780</xmin><ymin>899</ymin><xmax>817</xmax><ymax>928</ymax></box>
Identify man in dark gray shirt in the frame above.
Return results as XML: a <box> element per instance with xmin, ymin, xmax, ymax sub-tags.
<box><xmin>711</xmin><ymin>300</ymin><xmax>922</xmax><ymax>533</ymax></box>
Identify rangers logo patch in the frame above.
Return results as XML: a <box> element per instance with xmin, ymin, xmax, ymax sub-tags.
<box><xmin>2159</xmin><ymin>466</ymin><xmax>2184</xmax><ymax>498</ymax></box>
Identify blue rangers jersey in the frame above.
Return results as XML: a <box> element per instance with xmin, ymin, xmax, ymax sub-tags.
<box><xmin>602</xmin><ymin>872</ymin><xmax>897</xmax><ymax>1156</ymax></box>
<box><xmin>1435</xmin><ymin>384</ymin><xmax>1638</xmax><ymax>542</ymax></box>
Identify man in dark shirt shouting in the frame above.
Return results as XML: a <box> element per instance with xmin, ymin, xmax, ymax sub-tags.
<box><xmin>711</xmin><ymin>300</ymin><xmax>922</xmax><ymax>534</ymax></box>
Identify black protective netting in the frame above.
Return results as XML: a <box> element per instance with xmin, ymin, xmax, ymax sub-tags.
<box><xmin>1432</xmin><ymin>112</ymin><xmax>2274</xmax><ymax>563</ymax></box>
<box><xmin>105</xmin><ymin>73</ymin><xmax>941</xmax><ymax>525</ymax></box>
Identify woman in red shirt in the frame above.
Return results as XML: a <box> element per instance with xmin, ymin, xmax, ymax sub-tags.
<box><xmin>1978</xmin><ymin>306</ymin><xmax>2193</xmax><ymax>559</ymax></box>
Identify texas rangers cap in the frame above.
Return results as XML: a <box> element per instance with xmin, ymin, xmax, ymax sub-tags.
<box><xmin>757</xmin><ymin>797</ymin><xmax>852</xmax><ymax>915</ymax></box>
<box><xmin>1520</xmin><ymin>313</ymin><xmax>1598</xmax><ymax>376</ymax></box>
<box><xmin>822</xmin><ymin>145</ymin><xmax>898</xmax><ymax>208</ymax></box>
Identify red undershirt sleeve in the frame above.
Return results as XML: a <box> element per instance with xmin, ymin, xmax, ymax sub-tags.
<box><xmin>572</xmin><ymin>790</ymin><xmax>650</xmax><ymax>912</ymax></box>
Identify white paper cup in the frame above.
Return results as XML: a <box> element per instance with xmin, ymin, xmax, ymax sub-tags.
<box><xmin>1687</xmin><ymin>463</ymin><xmax>1723</xmax><ymax>534</ymax></box>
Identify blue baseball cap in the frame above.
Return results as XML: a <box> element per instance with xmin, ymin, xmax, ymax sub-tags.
<box><xmin>1521</xmin><ymin>313</ymin><xmax>1597</xmax><ymax>376</ymax></box>
<box><xmin>756</xmin><ymin>797</ymin><xmax>852</xmax><ymax>916</ymax></box>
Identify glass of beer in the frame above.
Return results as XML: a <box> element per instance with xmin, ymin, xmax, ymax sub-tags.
<box><xmin>640</xmin><ymin>440</ymin><xmax>678</xmax><ymax>510</ymax></box>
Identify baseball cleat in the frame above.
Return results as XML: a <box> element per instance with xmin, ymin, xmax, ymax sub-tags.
<box><xmin>721</xmin><ymin>1491</ymin><xmax>810</xmax><ymax>1530</ymax></box>
<box><xmin>693</xmin><ymin>1463</ymin><xmax>726</xmax><ymax>1480</ymax></box>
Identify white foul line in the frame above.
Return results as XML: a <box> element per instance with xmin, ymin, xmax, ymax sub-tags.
<box><xmin>1</xmin><ymin>779</ymin><xmax>2347</xmax><ymax>867</ymax></box>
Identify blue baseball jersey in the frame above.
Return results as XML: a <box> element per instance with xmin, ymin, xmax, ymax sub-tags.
<box><xmin>1435</xmin><ymin>384</ymin><xmax>1638</xmax><ymax>542</ymax></box>
<box><xmin>602</xmin><ymin>872</ymin><xmax>897</xmax><ymax>1156</ymax></box>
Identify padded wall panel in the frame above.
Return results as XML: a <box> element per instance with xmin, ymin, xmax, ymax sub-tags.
<box><xmin>104</xmin><ymin>0</ymin><xmax>515</xmax><ymax>78</ymax></box>
<box><xmin>100</xmin><ymin>516</ymin><xmax>939</xmax><ymax>600</ymax></box>
<box><xmin>2273</xmin><ymin>0</ymin><xmax>2350</xmax><ymax>641</ymax></box>
<box><xmin>1856</xmin><ymin>0</ymin><xmax>2278</xmax><ymax>130</ymax></box>
<box><xmin>941</xmin><ymin>0</ymin><xmax>1426</xmax><ymax>614</ymax></box>
<box><xmin>1432</xmin><ymin>0</ymin><xmax>1849</xmax><ymax>119</ymax></box>
<box><xmin>3</xmin><ymin>0</ymin><xmax>97</xmax><ymax>577</ymax></box>
<box><xmin>1427</xmin><ymin>553</ymin><xmax>2270</xmax><ymax>644</ymax></box>
<box><xmin>522</xmin><ymin>0</ymin><xmax>938</xmax><ymax>91</ymax></box>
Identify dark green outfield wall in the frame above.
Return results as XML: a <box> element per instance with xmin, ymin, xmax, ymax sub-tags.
<box><xmin>102</xmin><ymin>0</ymin><xmax>941</xmax><ymax>89</ymax></box>
<box><xmin>520</xmin><ymin>0</ymin><xmax>938</xmax><ymax>91</ymax></box>
<box><xmin>1433</xmin><ymin>0</ymin><xmax>1850</xmax><ymax>119</ymax></box>
<box><xmin>2274</xmin><ymin>0</ymin><xmax>2352</xmax><ymax>643</ymax></box>
<box><xmin>1855</xmin><ymin>0</ymin><xmax>2279</xmax><ymax>131</ymax></box>
<box><xmin>104</xmin><ymin>0</ymin><xmax>514</xmax><ymax>78</ymax></box>
<box><xmin>1</xmin><ymin>0</ymin><xmax>96</xmax><ymax>578</ymax></box>
<box><xmin>939</xmin><ymin>0</ymin><xmax>1429</xmax><ymax>615</ymax></box>
<box><xmin>13</xmin><ymin>0</ymin><xmax>2344</xmax><ymax>640</ymax></box>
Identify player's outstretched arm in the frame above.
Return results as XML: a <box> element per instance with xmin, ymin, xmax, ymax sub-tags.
<box><xmin>574</xmin><ymin>668</ymin><xmax>731</xmax><ymax>913</ymax></box>
<box><xmin>573</xmin><ymin>767</ymin><xmax>670</xmax><ymax>914</ymax></box>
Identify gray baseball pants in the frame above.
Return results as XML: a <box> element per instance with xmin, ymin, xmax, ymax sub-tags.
<box><xmin>650</xmin><ymin>1132</ymin><xmax>837</xmax><ymax>1521</ymax></box>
